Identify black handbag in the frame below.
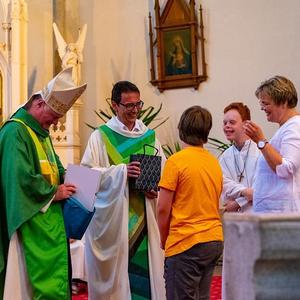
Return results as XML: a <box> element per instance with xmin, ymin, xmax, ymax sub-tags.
<box><xmin>130</xmin><ymin>144</ymin><xmax>162</xmax><ymax>192</ymax></box>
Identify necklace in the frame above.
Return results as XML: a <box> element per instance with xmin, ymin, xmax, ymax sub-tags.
<box><xmin>233</xmin><ymin>141</ymin><xmax>251</xmax><ymax>183</ymax></box>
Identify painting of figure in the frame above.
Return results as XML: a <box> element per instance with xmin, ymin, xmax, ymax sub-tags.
<box><xmin>164</xmin><ymin>29</ymin><xmax>192</xmax><ymax>76</ymax></box>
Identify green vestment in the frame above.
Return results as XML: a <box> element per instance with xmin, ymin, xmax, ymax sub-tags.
<box><xmin>99</xmin><ymin>124</ymin><xmax>156</xmax><ymax>300</ymax></box>
<box><xmin>0</xmin><ymin>108</ymin><xmax>70</xmax><ymax>299</ymax></box>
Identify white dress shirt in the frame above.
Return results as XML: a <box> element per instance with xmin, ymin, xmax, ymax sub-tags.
<box><xmin>253</xmin><ymin>116</ymin><xmax>300</xmax><ymax>212</ymax></box>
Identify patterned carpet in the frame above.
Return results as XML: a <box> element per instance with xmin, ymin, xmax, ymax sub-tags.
<box><xmin>72</xmin><ymin>276</ymin><xmax>222</xmax><ymax>300</ymax></box>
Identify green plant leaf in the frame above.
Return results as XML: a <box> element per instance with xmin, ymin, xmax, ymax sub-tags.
<box><xmin>207</xmin><ymin>137</ymin><xmax>231</xmax><ymax>153</ymax></box>
<box><xmin>175</xmin><ymin>141</ymin><xmax>181</xmax><ymax>152</ymax></box>
<box><xmin>105</xmin><ymin>98</ymin><xmax>116</xmax><ymax>116</ymax></box>
<box><xmin>85</xmin><ymin>122</ymin><xmax>96</xmax><ymax>130</ymax></box>
<box><xmin>162</xmin><ymin>144</ymin><xmax>173</xmax><ymax>158</ymax></box>
<box><xmin>139</xmin><ymin>106</ymin><xmax>154</xmax><ymax>119</ymax></box>
<box><xmin>143</xmin><ymin>104</ymin><xmax>162</xmax><ymax>125</ymax></box>
<box><xmin>152</xmin><ymin>117</ymin><xmax>169</xmax><ymax>130</ymax></box>
<box><xmin>94</xmin><ymin>110</ymin><xmax>110</xmax><ymax>123</ymax></box>
<box><xmin>162</xmin><ymin>138</ymin><xmax>230</xmax><ymax>158</ymax></box>
<box><xmin>162</xmin><ymin>142</ymin><xmax>182</xmax><ymax>158</ymax></box>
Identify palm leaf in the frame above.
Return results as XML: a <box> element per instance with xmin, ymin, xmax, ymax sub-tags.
<box><xmin>152</xmin><ymin>117</ymin><xmax>169</xmax><ymax>130</ymax></box>
<box><xmin>94</xmin><ymin>110</ymin><xmax>110</xmax><ymax>123</ymax></box>
<box><xmin>142</xmin><ymin>104</ymin><xmax>163</xmax><ymax>125</ymax></box>
<box><xmin>105</xmin><ymin>98</ymin><xmax>116</xmax><ymax>115</ymax></box>
<box><xmin>162</xmin><ymin>142</ymin><xmax>182</xmax><ymax>158</ymax></box>
<box><xmin>175</xmin><ymin>141</ymin><xmax>181</xmax><ymax>152</ymax></box>
<box><xmin>207</xmin><ymin>137</ymin><xmax>231</xmax><ymax>154</ymax></box>
<box><xmin>85</xmin><ymin>122</ymin><xmax>96</xmax><ymax>130</ymax></box>
<box><xmin>162</xmin><ymin>144</ymin><xmax>173</xmax><ymax>158</ymax></box>
<box><xmin>138</xmin><ymin>106</ymin><xmax>154</xmax><ymax>119</ymax></box>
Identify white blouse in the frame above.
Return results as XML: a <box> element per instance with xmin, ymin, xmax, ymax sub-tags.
<box><xmin>253</xmin><ymin>115</ymin><xmax>300</xmax><ymax>213</ymax></box>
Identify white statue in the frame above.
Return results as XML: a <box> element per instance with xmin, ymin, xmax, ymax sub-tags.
<box><xmin>53</xmin><ymin>23</ymin><xmax>87</xmax><ymax>85</ymax></box>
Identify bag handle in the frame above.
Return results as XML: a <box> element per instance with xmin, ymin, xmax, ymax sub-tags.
<box><xmin>143</xmin><ymin>144</ymin><xmax>159</xmax><ymax>156</ymax></box>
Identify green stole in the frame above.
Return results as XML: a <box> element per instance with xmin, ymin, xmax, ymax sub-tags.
<box><xmin>11</xmin><ymin>119</ymin><xmax>70</xmax><ymax>300</ymax></box>
<box><xmin>99</xmin><ymin>124</ymin><xmax>155</xmax><ymax>300</ymax></box>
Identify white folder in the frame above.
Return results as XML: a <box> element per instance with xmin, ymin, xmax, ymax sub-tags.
<box><xmin>64</xmin><ymin>164</ymin><xmax>101</xmax><ymax>211</ymax></box>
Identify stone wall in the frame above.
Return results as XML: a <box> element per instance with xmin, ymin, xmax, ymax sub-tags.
<box><xmin>223</xmin><ymin>213</ymin><xmax>300</xmax><ymax>300</ymax></box>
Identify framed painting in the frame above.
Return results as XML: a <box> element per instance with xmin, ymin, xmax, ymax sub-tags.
<box><xmin>163</xmin><ymin>28</ymin><xmax>192</xmax><ymax>76</ymax></box>
<box><xmin>148</xmin><ymin>0</ymin><xmax>207</xmax><ymax>92</ymax></box>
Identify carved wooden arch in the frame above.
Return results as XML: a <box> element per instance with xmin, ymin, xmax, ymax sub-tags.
<box><xmin>148</xmin><ymin>0</ymin><xmax>207</xmax><ymax>92</ymax></box>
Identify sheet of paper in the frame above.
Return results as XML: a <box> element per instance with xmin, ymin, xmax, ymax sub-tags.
<box><xmin>64</xmin><ymin>164</ymin><xmax>101</xmax><ymax>211</ymax></box>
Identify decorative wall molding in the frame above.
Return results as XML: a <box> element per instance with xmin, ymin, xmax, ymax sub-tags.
<box><xmin>50</xmin><ymin>100</ymin><xmax>83</xmax><ymax>165</ymax></box>
<box><xmin>0</xmin><ymin>0</ymin><xmax>27</xmax><ymax>121</ymax></box>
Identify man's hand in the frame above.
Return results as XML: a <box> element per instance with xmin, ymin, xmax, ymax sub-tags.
<box><xmin>144</xmin><ymin>189</ymin><xmax>158</xmax><ymax>199</ymax></box>
<box><xmin>224</xmin><ymin>199</ymin><xmax>240</xmax><ymax>212</ymax></box>
<box><xmin>127</xmin><ymin>161</ymin><xmax>141</xmax><ymax>178</ymax></box>
<box><xmin>54</xmin><ymin>183</ymin><xmax>76</xmax><ymax>201</ymax></box>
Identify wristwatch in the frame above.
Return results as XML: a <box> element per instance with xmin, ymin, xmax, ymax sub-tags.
<box><xmin>257</xmin><ymin>139</ymin><xmax>268</xmax><ymax>150</ymax></box>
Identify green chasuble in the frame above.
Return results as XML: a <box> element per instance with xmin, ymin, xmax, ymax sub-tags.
<box><xmin>0</xmin><ymin>108</ymin><xmax>70</xmax><ymax>300</ymax></box>
<box><xmin>99</xmin><ymin>124</ymin><xmax>156</xmax><ymax>300</ymax></box>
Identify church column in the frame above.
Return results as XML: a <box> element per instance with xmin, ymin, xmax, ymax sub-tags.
<box><xmin>0</xmin><ymin>0</ymin><xmax>12</xmax><ymax>121</ymax></box>
<box><xmin>10</xmin><ymin>0</ymin><xmax>27</xmax><ymax>112</ymax></box>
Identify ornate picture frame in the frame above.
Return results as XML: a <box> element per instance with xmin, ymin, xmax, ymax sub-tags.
<box><xmin>148</xmin><ymin>0</ymin><xmax>207</xmax><ymax>92</ymax></box>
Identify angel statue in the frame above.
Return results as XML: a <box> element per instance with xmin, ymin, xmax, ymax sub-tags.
<box><xmin>53</xmin><ymin>23</ymin><xmax>87</xmax><ymax>85</ymax></box>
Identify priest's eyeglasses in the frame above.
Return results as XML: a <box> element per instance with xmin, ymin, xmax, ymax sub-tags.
<box><xmin>118</xmin><ymin>101</ymin><xmax>144</xmax><ymax>111</ymax></box>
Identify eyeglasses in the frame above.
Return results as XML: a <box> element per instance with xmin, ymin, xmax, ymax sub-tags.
<box><xmin>118</xmin><ymin>100</ymin><xmax>144</xmax><ymax>111</ymax></box>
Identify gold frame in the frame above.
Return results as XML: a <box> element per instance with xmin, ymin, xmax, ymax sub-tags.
<box><xmin>148</xmin><ymin>0</ymin><xmax>207</xmax><ymax>92</ymax></box>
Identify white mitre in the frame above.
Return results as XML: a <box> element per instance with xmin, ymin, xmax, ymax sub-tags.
<box><xmin>28</xmin><ymin>67</ymin><xmax>87</xmax><ymax>115</ymax></box>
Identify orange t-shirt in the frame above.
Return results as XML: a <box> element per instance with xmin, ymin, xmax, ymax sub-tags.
<box><xmin>159</xmin><ymin>146</ymin><xmax>223</xmax><ymax>257</ymax></box>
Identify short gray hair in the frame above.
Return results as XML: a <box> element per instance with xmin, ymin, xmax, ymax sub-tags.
<box><xmin>255</xmin><ymin>75</ymin><xmax>298</xmax><ymax>108</ymax></box>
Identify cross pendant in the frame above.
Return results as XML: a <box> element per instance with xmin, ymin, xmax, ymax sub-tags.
<box><xmin>238</xmin><ymin>173</ymin><xmax>244</xmax><ymax>182</ymax></box>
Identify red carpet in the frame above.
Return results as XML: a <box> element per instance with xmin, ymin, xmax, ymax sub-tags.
<box><xmin>210</xmin><ymin>276</ymin><xmax>222</xmax><ymax>300</ymax></box>
<box><xmin>72</xmin><ymin>276</ymin><xmax>222</xmax><ymax>300</ymax></box>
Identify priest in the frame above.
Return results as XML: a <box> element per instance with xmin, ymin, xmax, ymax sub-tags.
<box><xmin>0</xmin><ymin>67</ymin><xmax>87</xmax><ymax>299</ymax></box>
<box><xmin>81</xmin><ymin>81</ymin><xmax>166</xmax><ymax>300</ymax></box>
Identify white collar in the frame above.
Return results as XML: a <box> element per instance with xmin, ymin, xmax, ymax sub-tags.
<box><xmin>114</xmin><ymin>116</ymin><xmax>141</xmax><ymax>132</ymax></box>
<box><xmin>106</xmin><ymin>116</ymin><xmax>148</xmax><ymax>138</ymax></box>
<box><xmin>234</xmin><ymin>139</ymin><xmax>251</xmax><ymax>152</ymax></box>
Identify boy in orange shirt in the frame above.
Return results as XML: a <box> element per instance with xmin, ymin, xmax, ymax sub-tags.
<box><xmin>158</xmin><ymin>105</ymin><xmax>223</xmax><ymax>300</ymax></box>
